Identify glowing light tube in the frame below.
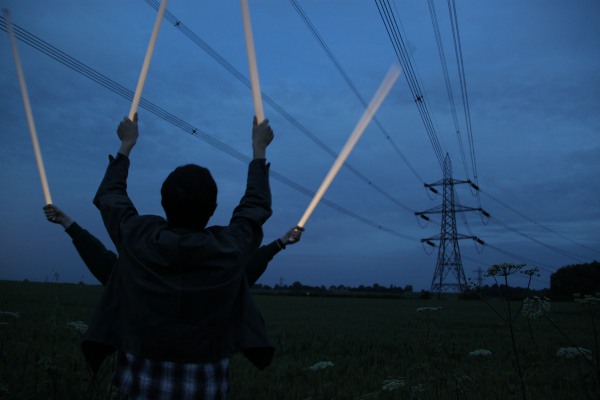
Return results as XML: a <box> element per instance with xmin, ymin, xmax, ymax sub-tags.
<box><xmin>129</xmin><ymin>0</ymin><xmax>168</xmax><ymax>121</ymax></box>
<box><xmin>4</xmin><ymin>9</ymin><xmax>52</xmax><ymax>204</ymax></box>
<box><xmin>297</xmin><ymin>64</ymin><xmax>402</xmax><ymax>228</ymax></box>
<box><xmin>241</xmin><ymin>0</ymin><xmax>265</xmax><ymax>123</ymax></box>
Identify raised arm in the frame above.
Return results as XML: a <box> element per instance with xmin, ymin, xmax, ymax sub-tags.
<box><xmin>93</xmin><ymin>114</ymin><xmax>140</xmax><ymax>250</ymax></box>
<box><xmin>226</xmin><ymin>117</ymin><xmax>275</xmax><ymax>257</ymax></box>
<box><xmin>43</xmin><ymin>204</ymin><xmax>117</xmax><ymax>285</ymax></box>
<box><xmin>117</xmin><ymin>112</ymin><xmax>138</xmax><ymax>157</ymax></box>
<box><xmin>246</xmin><ymin>226</ymin><xmax>303</xmax><ymax>285</ymax></box>
<box><xmin>252</xmin><ymin>116</ymin><xmax>273</xmax><ymax>160</ymax></box>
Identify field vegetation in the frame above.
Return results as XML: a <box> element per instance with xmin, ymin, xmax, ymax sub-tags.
<box><xmin>0</xmin><ymin>280</ymin><xmax>598</xmax><ymax>399</ymax></box>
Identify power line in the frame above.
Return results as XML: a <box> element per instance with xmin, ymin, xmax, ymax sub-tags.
<box><xmin>426</xmin><ymin>0</ymin><xmax>470</xmax><ymax>181</ymax></box>
<box><xmin>0</xmin><ymin>16</ymin><xmax>415</xmax><ymax>241</ymax></box>
<box><xmin>446</xmin><ymin>0</ymin><xmax>480</xmax><ymax>208</ymax></box>
<box><xmin>404</xmin><ymin>1</ymin><xmax>590</xmax><ymax>273</ymax></box>
<box><xmin>289</xmin><ymin>0</ymin><xmax>425</xmax><ymax>184</ymax></box>
<box><xmin>143</xmin><ymin>0</ymin><xmax>415</xmax><ymax>215</ymax></box>
<box><xmin>481</xmin><ymin>189</ymin><xmax>600</xmax><ymax>258</ymax></box>
<box><xmin>375</xmin><ymin>0</ymin><xmax>446</xmax><ymax>170</ymax></box>
<box><xmin>486</xmin><ymin>215</ymin><xmax>590</xmax><ymax>264</ymax></box>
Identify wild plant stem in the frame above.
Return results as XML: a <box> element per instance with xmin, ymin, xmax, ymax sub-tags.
<box><xmin>504</xmin><ymin>275</ymin><xmax>528</xmax><ymax>400</ymax></box>
<box><xmin>544</xmin><ymin>314</ymin><xmax>598</xmax><ymax>371</ymax></box>
<box><xmin>590</xmin><ymin>311</ymin><xmax>600</xmax><ymax>387</ymax></box>
<box><xmin>576</xmin><ymin>359</ymin><xmax>593</xmax><ymax>400</ymax></box>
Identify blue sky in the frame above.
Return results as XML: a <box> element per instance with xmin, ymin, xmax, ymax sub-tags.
<box><xmin>1</xmin><ymin>0</ymin><xmax>599</xmax><ymax>291</ymax></box>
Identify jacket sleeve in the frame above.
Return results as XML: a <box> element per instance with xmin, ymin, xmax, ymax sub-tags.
<box><xmin>92</xmin><ymin>154</ymin><xmax>138</xmax><ymax>251</ymax></box>
<box><xmin>65</xmin><ymin>222</ymin><xmax>117</xmax><ymax>286</ymax></box>
<box><xmin>227</xmin><ymin>159</ymin><xmax>273</xmax><ymax>256</ymax></box>
<box><xmin>246</xmin><ymin>241</ymin><xmax>281</xmax><ymax>286</ymax></box>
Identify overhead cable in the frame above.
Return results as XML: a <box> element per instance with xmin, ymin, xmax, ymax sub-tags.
<box><xmin>426</xmin><ymin>0</ymin><xmax>470</xmax><ymax>181</ymax></box>
<box><xmin>487</xmin><ymin>216</ymin><xmax>589</xmax><ymax>263</ymax></box>
<box><xmin>289</xmin><ymin>0</ymin><xmax>424</xmax><ymax>184</ymax></box>
<box><xmin>481</xmin><ymin>189</ymin><xmax>600</xmax><ymax>258</ymax></box>
<box><xmin>446</xmin><ymin>0</ymin><xmax>480</xmax><ymax>207</ymax></box>
<box><xmin>0</xmin><ymin>16</ymin><xmax>415</xmax><ymax>241</ymax></box>
<box><xmin>144</xmin><ymin>0</ymin><xmax>414</xmax><ymax>214</ymax></box>
<box><xmin>375</xmin><ymin>0</ymin><xmax>446</xmax><ymax>170</ymax></box>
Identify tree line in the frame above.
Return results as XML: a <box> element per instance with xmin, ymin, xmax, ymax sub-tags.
<box><xmin>251</xmin><ymin>261</ymin><xmax>599</xmax><ymax>300</ymax></box>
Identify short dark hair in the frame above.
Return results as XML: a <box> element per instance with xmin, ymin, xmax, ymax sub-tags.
<box><xmin>161</xmin><ymin>164</ymin><xmax>218</xmax><ymax>230</ymax></box>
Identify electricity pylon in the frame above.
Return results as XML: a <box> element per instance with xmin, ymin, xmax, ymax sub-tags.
<box><xmin>416</xmin><ymin>154</ymin><xmax>487</xmax><ymax>297</ymax></box>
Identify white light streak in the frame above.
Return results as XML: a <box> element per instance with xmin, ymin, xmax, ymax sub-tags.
<box><xmin>241</xmin><ymin>0</ymin><xmax>265</xmax><ymax>123</ymax></box>
<box><xmin>129</xmin><ymin>0</ymin><xmax>167</xmax><ymax>121</ymax></box>
<box><xmin>298</xmin><ymin>64</ymin><xmax>402</xmax><ymax>228</ymax></box>
<box><xmin>4</xmin><ymin>9</ymin><xmax>52</xmax><ymax>205</ymax></box>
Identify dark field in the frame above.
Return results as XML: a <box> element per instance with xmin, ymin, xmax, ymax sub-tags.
<box><xmin>0</xmin><ymin>280</ymin><xmax>598</xmax><ymax>399</ymax></box>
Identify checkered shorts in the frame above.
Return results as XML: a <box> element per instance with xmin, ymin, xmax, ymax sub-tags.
<box><xmin>112</xmin><ymin>351</ymin><xmax>229</xmax><ymax>400</ymax></box>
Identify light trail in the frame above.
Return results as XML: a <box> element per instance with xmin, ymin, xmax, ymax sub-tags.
<box><xmin>4</xmin><ymin>9</ymin><xmax>52</xmax><ymax>204</ymax></box>
<box><xmin>298</xmin><ymin>63</ymin><xmax>402</xmax><ymax>228</ymax></box>
<box><xmin>129</xmin><ymin>0</ymin><xmax>167</xmax><ymax>121</ymax></box>
<box><xmin>240</xmin><ymin>0</ymin><xmax>265</xmax><ymax>123</ymax></box>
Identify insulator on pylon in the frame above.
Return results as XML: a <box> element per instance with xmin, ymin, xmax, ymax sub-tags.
<box><xmin>474</xmin><ymin>238</ymin><xmax>485</xmax><ymax>245</ymax></box>
<box><xmin>470</xmin><ymin>182</ymin><xmax>480</xmax><ymax>191</ymax></box>
<box><xmin>428</xmin><ymin>187</ymin><xmax>438</xmax><ymax>194</ymax></box>
<box><xmin>481</xmin><ymin>209</ymin><xmax>490</xmax><ymax>218</ymax></box>
<box><xmin>419</xmin><ymin>214</ymin><xmax>429</xmax><ymax>221</ymax></box>
<box><xmin>425</xmin><ymin>240</ymin><xmax>435</xmax><ymax>247</ymax></box>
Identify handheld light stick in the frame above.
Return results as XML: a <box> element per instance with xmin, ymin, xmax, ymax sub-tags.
<box><xmin>129</xmin><ymin>0</ymin><xmax>168</xmax><ymax>121</ymax></box>
<box><xmin>297</xmin><ymin>64</ymin><xmax>402</xmax><ymax>228</ymax></box>
<box><xmin>4</xmin><ymin>9</ymin><xmax>52</xmax><ymax>204</ymax></box>
<box><xmin>240</xmin><ymin>0</ymin><xmax>265</xmax><ymax>123</ymax></box>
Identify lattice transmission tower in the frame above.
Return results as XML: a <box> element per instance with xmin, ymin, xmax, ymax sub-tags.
<box><xmin>416</xmin><ymin>154</ymin><xmax>487</xmax><ymax>296</ymax></box>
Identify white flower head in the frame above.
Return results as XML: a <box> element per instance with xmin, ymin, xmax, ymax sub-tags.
<box><xmin>66</xmin><ymin>320</ymin><xmax>88</xmax><ymax>335</ymax></box>
<box><xmin>382</xmin><ymin>378</ymin><xmax>405</xmax><ymax>392</ymax></box>
<box><xmin>522</xmin><ymin>296</ymin><xmax>551</xmax><ymax>319</ymax></box>
<box><xmin>416</xmin><ymin>307</ymin><xmax>442</xmax><ymax>313</ymax></box>
<box><xmin>411</xmin><ymin>384</ymin><xmax>426</xmax><ymax>394</ymax></box>
<box><xmin>556</xmin><ymin>347</ymin><xmax>592</xmax><ymax>361</ymax></box>
<box><xmin>574</xmin><ymin>294</ymin><xmax>600</xmax><ymax>305</ymax></box>
<box><xmin>469</xmin><ymin>349</ymin><xmax>492</xmax><ymax>357</ymax></box>
<box><xmin>0</xmin><ymin>382</ymin><xmax>8</xmax><ymax>395</ymax></box>
<box><xmin>0</xmin><ymin>311</ymin><xmax>20</xmax><ymax>319</ymax></box>
<box><xmin>486</xmin><ymin>263</ymin><xmax>525</xmax><ymax>277</ymax></box>
<box><xmin>308</xmin><ymin>361</ymin><xmax>334</xmax><ymax>371</ymax></box>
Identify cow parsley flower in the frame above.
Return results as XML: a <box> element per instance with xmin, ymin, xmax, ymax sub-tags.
<box><xmin>416</xmin><ymin>307</ymin><xmax>442</xmax><ymax>313</ymax></box>
<box><xmin>382</xmin><ymin>378</ymin><xmax>405</xmax><ymax>391</ymax></box>
<box><xmin>556</xmin><ymin>347</ymin><xmax>592</xmax><ymax>361</ymax></box>
<box><xmin>469</xmin><ymin>349</ymin><xmax>492</xmax><ymax>357</ymax></box>
<box><xmin>411</xmin><ymin>384</ymin><xmax>426</xmax><ymax>394</ymax></box>
<box><xmin>574</xmin><ymin>294</ymin><xmax>600</xmax><ymax>305</ymax></box>
<box><xmin>522</xmin><ymin>296</ymin><xmax>551</xmax><ymax>319</ymax></box>
<box><xmin>0</xmin><ymin>311</ymin><xmax>20</xmax><ymax>319</ymax></box>
<box><xmin>308</xmin><ymin>361</ymin><xmax>334</xmax><ymax>371</ymax></box>
<box><xmin>66</xmin><ymin>320</ymin><xmax>88</xmax><ymax>335</ymax></box>
<box><xmin>0</xmin><ymin>383</ymin><xmax>8</xmax><ymax>395</ymax></box>
<box><xmin>486</xmin><ymin>263</ymin><xmax>525</xmax><ymax>277</ymax></box>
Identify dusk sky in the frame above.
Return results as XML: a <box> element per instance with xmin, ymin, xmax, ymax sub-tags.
<box><xmin>1</xmin><ymin>0</ymin><xmax>598</xmax><ymax>291</ymax></box>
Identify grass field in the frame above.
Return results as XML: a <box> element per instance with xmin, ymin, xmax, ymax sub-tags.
<box><xmin>0</xmin><ymin>280</ymin><xmax>598</xmax><ymax>399</ymax></box>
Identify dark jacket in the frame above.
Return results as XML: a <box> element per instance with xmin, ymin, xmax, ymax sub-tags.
<box><xmin>82</xmin><ymin>153</ymin><xmax>273</xmax><ymax>373</ymax></box>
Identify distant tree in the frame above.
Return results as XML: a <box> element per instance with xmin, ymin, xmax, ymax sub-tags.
<box><xmin>403</xmin><ymin>284</ymin><xmax>413</xmax><ymax>293</ymax></box>
<box><xmin>550</xmin><ymin>261</ymin><xmax>600</xmax><ymax>300</ymax></box>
